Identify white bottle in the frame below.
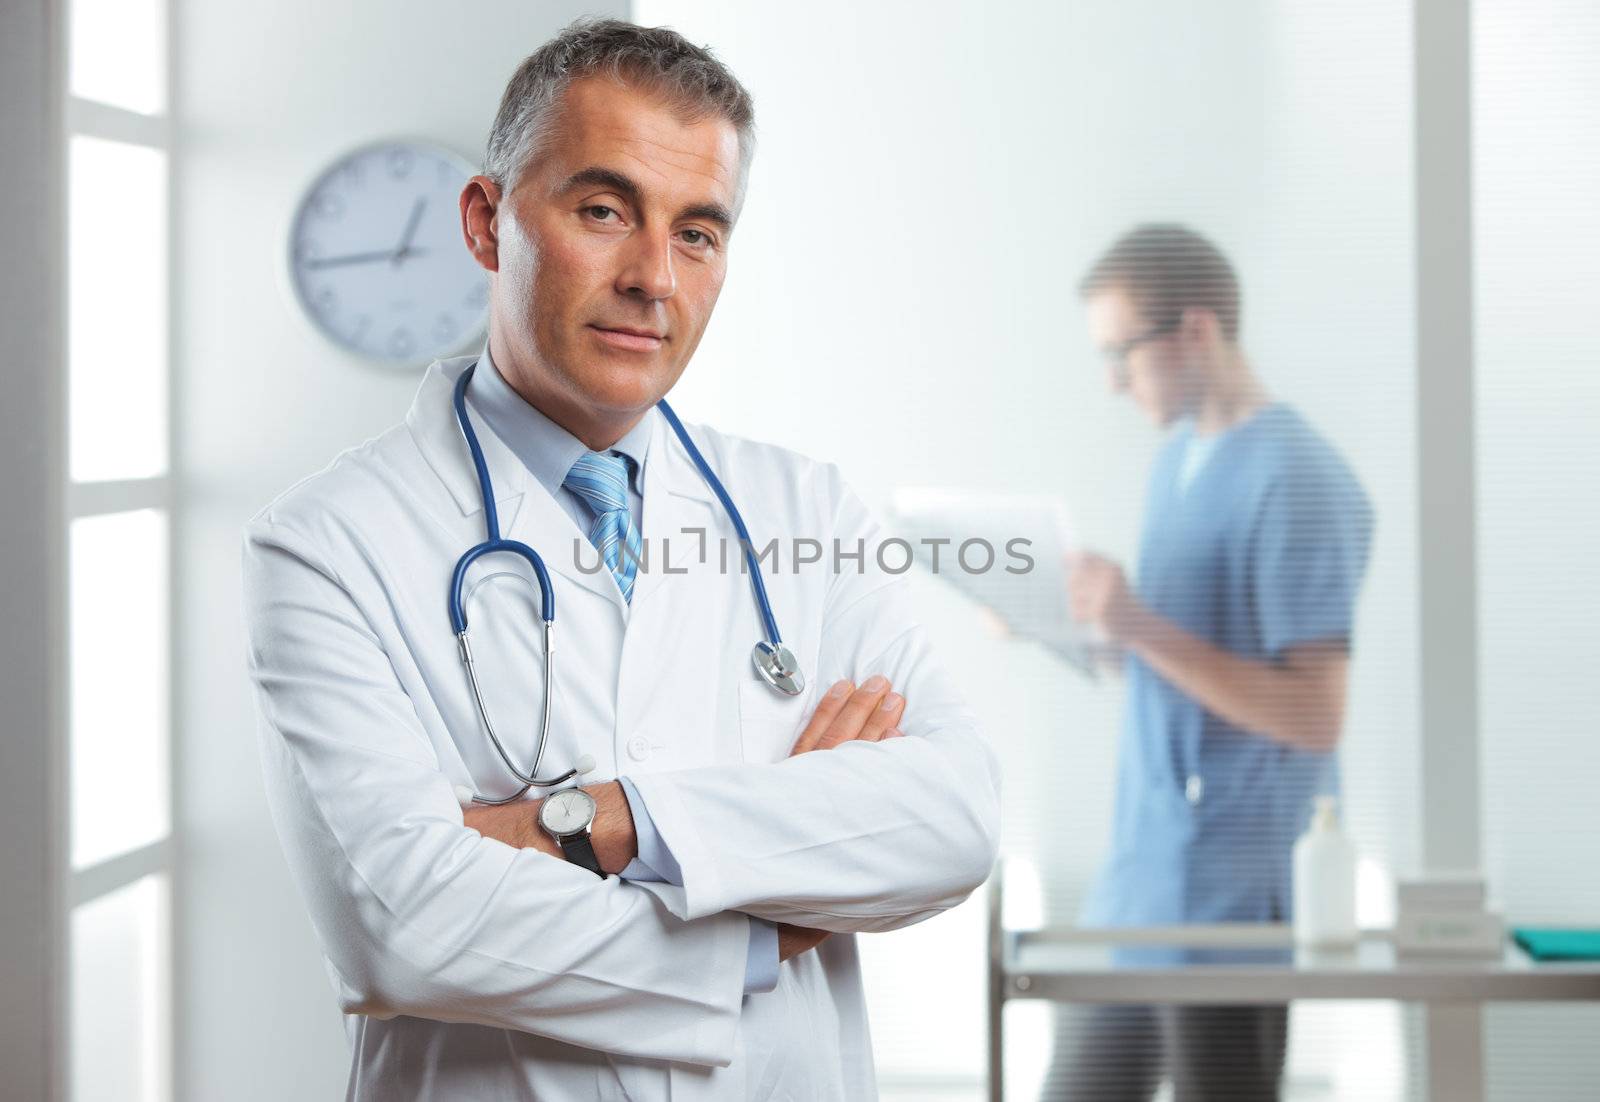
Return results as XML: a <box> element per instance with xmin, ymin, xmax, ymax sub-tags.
<box><xmin>1292</xmin><ymin>796</ymin><xmax>1358</xmax><ymax>948</ymax></box>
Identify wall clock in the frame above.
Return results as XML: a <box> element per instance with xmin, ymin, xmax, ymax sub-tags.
<box><xmin>288</xmin><ymin>139</ymin><xmax>488</xmax><ymax>367</ymax></box>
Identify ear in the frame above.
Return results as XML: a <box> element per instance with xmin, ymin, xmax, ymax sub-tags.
<box><xmin>459</xmin><ymin>175</ymin><xmax>502</xmax><ymax>273</ymax></box>
<box><xmin>1179</xmin><ymin>305</ymin><xmax>1222</xmax><ymax>347</ymax></box>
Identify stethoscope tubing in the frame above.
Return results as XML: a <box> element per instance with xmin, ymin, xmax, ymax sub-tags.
<box><xmin>652</xmin><ymin>397</ymin><xmax>783</xmax><ymax>647</ymax></box>
<box><xmin>448</xmin><ymin>361</ymin><xmax>790</xmax><ymax>803</ymax></box>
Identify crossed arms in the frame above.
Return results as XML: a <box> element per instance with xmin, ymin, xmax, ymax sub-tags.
<box><xmin>463</xmin><ymin>676</ymin><xmax>914</xmax><ymax>964</ymax></box>
<box><xmin>241</xmin><ymin>481</ymin><xmax>1001</xmax><ymax>1069</ymax></box>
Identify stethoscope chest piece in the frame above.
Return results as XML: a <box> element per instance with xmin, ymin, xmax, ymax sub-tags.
<box><xmin>752</xmin><ymin>641</ymin><xmax>805</xmax><ymax>696</ymax></box>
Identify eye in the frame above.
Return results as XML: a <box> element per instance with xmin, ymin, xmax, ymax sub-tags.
<box><xmin>679</xmin><ymin>228</ymin><xmax>715</xmax><ymax>248</ymax></box>
<box><xmin>584</xmin><ymin>204</ymin><xmax>620</xmax><ymax>223</ymax></box>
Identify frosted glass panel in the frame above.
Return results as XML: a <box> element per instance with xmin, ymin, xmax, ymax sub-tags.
<box><xmin>70</xmin><ymin>510</ymin><xmax>169</xmax><ymax>869</ymax></box>
<box><xmin>69</xmin><ymin>0</ymin><xmax>166</xmax><ymax>115</ymax></box>
<box><xmin>635</xmin><ymin>1</ymin><xmax>1416</xmax><ymax>1097</ymax></box>
<box><xmin>69</xmin><ymin>136</ymin><xmax>168</xmax><ymax>482</ymax></box>
<box><xmin>1476</xmin><ymin>1</ymin><xmax>1600</xmax><ymax>1097</ymax></box>
<box><xmin>71</xmin><ymin>875</ymin><xmax>169</xmax><ymax>1102</ymax></box>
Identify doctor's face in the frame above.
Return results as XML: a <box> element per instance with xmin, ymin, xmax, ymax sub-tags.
<box><xmin>1084</xmin><ymin>286</ymin><xmax>1196</xmax><ymax>429</ymax></box>
<box><xmin>462</xmin><ymin>77</ymin><xmax>741</xmax><ymax>447</ymax></box>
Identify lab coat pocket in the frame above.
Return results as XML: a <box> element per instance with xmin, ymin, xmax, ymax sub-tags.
<box><xmin>738</xmin><ymin>678</ymin><xmax>811</xmax><ymax>763</ymax></box>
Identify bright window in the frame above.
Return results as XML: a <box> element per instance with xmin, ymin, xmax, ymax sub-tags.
<box><xmin>68</xmin><ymin>136</ymin><xmax>168</xmax><ymax>483</ymax></box>
<box><xmin>69</xmin><ymin>0</ymin><xmax>166</xmax><ymax>115</ymax></box>
<box><xmin>69</xmin><ymin>509</ymin><xmax>169</xmax><ymax>870</ymax></box>
<box><xmin>70</xmin><ymin>875</ymin><xmax>171</xmax><ymax>1102</ymax></box>
<box><xmin>64</xmin><ymin>0</ymin><xmax>173</xmax><ymax>1098</ymax></box>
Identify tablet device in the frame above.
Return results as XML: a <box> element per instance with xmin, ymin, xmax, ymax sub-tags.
<box><xmin>886</xmin><ymin>487</ymin><xmax>1105</xmax><ymax>678</ymax></box>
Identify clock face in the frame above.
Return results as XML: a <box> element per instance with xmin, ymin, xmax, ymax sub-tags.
<box><xmin>289</xmin><ymin>140</ymin><xmax>488</xmax><ymax>366</ymax></box>
<box><xmin>541</xmin><ymin>789</ymin><xmax>595</xmax><ymax>835</ymax></box>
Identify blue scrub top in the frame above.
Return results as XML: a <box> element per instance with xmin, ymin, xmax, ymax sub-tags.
<box><xmin>1082</xmin><ymin>403</ymin><xmax>1374</xmax><ymax>933</ymax></box>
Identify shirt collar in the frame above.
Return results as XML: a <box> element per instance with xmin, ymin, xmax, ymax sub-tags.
<box><xmin>466</xmin><ymin>339</ymin><xmax>652</xmax><ymax>498</ymax></box>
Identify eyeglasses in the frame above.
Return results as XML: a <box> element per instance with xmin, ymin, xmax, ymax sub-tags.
<box><xmin>1102</xmin><ymin>319</ymin><xmax>1180</xmax><ymax>382</ymax></box>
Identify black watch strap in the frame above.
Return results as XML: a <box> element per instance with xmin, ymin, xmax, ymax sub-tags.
<box><xmin>558</xmin><ymin>831</ymin><xmax>606</xmax><ymax>878</ymax></box>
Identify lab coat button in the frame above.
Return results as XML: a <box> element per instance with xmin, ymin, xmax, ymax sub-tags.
<box><xmin>627</xmin><ymin>735</ymin><xmax>650</xmax><ymax>762</ymax></box>
<box><xmin>1185</xmin><ymin>775</ymin><xmax>1204</xmax><ymax>804</ymax></box>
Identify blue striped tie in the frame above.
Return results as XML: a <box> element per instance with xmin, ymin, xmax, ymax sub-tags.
<box><xmin>564</xmin><ymin>450</ymin><xmax>643</xmax><ymax>603</ymax></box>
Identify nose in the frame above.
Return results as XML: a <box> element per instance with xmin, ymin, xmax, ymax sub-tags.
<box><xmin>616</xmin><ymin>228</ymin><xmax>676</xmax><ymax>302</ymax></box>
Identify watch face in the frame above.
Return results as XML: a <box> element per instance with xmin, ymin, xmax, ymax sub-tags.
<box><xmin>288</xmin><ymin>139</ymin><xmax>488</xmax><ymax>366</ymax></box>
<box><xmin>540</xmin><ymin>788</ymin><xmax>596</xmax><ymax>835</ymax></box>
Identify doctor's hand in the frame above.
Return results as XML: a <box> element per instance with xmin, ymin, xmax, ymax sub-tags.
<box><xmin>461</xmin><ymin>781</ymin><xmax>637</xmax><ymax>874</ymax></box>
<box><xmin>1066</xmin><ymin>551</ymin><xmax>1147</xmax><ymax>644</ymax></box>
<box><xmin>770</xmin><ymin>677</ymin><xmax>906</xmax><ymax>963</ymax></box>
<box><xmin>777</xmin><ymin>922</ymin><xmax>832</xmax><ymax>962</ymax></box>
<box><xmin>462</xmin><ymin>799</ymin><xmax>560</xmax><ymax>858</ymax></box>
<box><xmin>787</xmin><ymin>676</ymin><xmax>907</xmax><ymax>756</ymax></box>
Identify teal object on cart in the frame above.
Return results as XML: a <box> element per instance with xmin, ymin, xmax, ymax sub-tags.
<box><xmin>1512</xmin><ymin>927</ymin><xmax>1600</xmax><ymax>961</ymax></box>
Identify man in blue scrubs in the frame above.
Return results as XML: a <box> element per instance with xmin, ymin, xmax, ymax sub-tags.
<box><xmin>1040</xmin><ymin>224</ymin><xmax>1373</xmax><ymax>1101</ymax></box>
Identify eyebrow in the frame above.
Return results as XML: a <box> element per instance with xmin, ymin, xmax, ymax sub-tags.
<box><xmin>555</xmin><ymin>166</ymin><xmax>734</xmax><ymax>233</ymax></box>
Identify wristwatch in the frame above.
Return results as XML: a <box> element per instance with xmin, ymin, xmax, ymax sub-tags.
<box><xmin>538</xmin><ymin>787</ymin><xmax>606</xmax><ymax>878</ymax></box>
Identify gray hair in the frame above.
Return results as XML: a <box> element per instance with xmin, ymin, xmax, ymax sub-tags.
<box><xmin>483</xmin><ymin>17</ymin><xmax>757</xmax><ymax>211</ymax></box>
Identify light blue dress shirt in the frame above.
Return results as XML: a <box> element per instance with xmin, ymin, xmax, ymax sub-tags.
<box><xmin>465</xmin><ymin>342</ymin><xmax>780</xmax><ymax>995</ymax></box>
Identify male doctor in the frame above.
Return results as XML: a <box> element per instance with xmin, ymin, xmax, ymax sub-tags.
<box><xmin>1041</xmin><ymin>225</ymin><xmax>1373</xmax><ymax>1100</ymax></box>
<box><xmin>242</xmin><ymin>17</ymin><xmax>1001</xmax><ymax>1102</ymax></box>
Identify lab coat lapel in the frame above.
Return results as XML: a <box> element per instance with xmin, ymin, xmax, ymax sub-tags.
<box><xmin>502</xmin><ymin>464</ymin><xmax>627</xmax><ymax>618</ymax></box>
<box><xmin>406</xmin><ymin>357</ymin><xmax>528</xmax><ymax>534</ymax></box>
<box><xmin>616</xmin><ymin>408</ymin><xmax>737</xmax><ymax>773</ymax></box>
<box><xmin>405</xmin><ymin>356</ymin><xmax>622</xmax><ymax>612</ymax></box>
<box><xmin>629</xmin><ymin>407</ymin><xmax>717</xmax><ymax>612</ymax></box>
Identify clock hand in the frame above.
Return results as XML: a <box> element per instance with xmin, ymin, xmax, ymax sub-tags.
<box><xmin>305</xmin><ymin>247</ymin><xmax>430</xmax><ymax>270</ymax></box>
<box><xmin>392</xmin><ymin>196</ymin><xmax>428</xmax><ymax>267</ymax></box>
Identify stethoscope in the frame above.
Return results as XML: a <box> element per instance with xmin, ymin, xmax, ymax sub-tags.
<box><xmin>449</xmin><ymin>361</ymin><xmax>805</xmax><ymax>805</ymax></box>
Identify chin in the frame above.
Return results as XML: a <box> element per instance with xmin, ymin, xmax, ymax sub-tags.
<box><xmin>578</xmin><ymin>364</ymin><xmax>670</xmax><ymax>412</ymax></box>
<box><xmin>1135</xmin><ymin>403</ymin><xmax>1171</xmax><ymax>428</ymax></box>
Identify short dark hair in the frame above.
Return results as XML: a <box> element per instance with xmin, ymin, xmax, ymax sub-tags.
<box><xmin>1078</xmin><ymin>223</ymin><xmax>1241</xmax><ymax>342</ymax></box>
<box><xmin>484</xmin><ymin>18</ymin><xmax>756</xmax><ymax>205</ymax></box>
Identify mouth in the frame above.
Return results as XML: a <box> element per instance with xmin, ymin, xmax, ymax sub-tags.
<box><xmin>587</xmin><ymin>324</ymin><xmax>666</xmax><ymax>353</ymax></box>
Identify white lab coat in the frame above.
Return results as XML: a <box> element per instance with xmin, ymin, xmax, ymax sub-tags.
<box><xmin>242</xmin><ymin>355</ymin><xmax>1002</xmax><ymax>1101</ymax></box>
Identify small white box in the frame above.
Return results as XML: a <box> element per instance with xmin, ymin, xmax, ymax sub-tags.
<box><xmin>1393</xmin><ymin>909</ymin><xmax>1505</xmax><ymax>958</ymax></box>
<box><xmin>1396</xmin><ymin>874</ymin><xmax>1486</xmax><ymax>913</ymax></box>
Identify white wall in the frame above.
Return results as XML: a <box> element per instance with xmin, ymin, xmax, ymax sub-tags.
<box><xmin>170</xmin><ymin>3</ymin><xmax>621</xmax><ymax>1098</ymax></box>
<box><xmin>634</xmin><ymin>0</ymin><xmax>1417</xmax><ymax>1094</ymax></box>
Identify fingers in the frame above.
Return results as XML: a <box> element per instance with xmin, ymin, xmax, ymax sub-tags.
<box><xmin>1069</xmin><ymin>588</ymin><xmax>1093</xmax><ymax>623</ymax></box>
<box><xmin>853</xmin><ymin>689</ymin><xmax>906</xmax><ymax>745</ymax></box>
<box><xmin>789</xmin><ymin>678</ymin><xmax>854</xmax><ymax>756</ymax></box>
<box><xmin>789</xmin><ymin>676</ymin><xmax>909</xmax><ymax>756</ymax></box>
<box><xmin>1068</xmin><ymin>554</ymin><xmax>1102</xmax><ymax>623</ymax></box>
<box><xmin>777</xmin><ymin>922</ymin><xmax>833</xmax><ymax>963</ymax></box>
<box><xmin>815</xmin><ymin>676</ymin><xmax>899</xmax><ymax>752</ymax></box>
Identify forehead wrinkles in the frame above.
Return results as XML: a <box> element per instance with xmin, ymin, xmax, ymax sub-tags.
<box><xmin>579</xmin><ymin>117</ymin><xmax>737</xmax><ymax>204</ymax></box>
